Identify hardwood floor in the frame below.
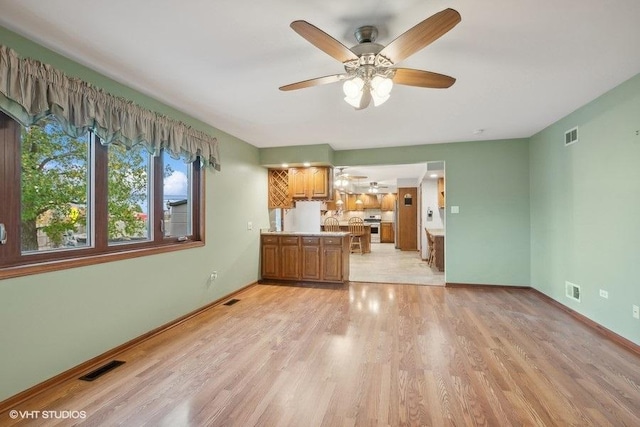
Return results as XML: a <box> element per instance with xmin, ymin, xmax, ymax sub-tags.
<box><xmin>3</xmin><ymin>283</ymin><xmax>640</xmax><ymax>426</ymax></box>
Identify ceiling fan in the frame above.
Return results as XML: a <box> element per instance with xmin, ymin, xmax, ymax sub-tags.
<box><xmin>367</xmin><ymin>182</ymin><xmax>388</xmax><ymax>193</ymax></box>
<box><xmin>334</xmin><ymin>167</ymin><xmax>367</xmax><ymax>189</ymax></box>
<box><xmin>280</xmin><ymin>8</ymin><xmax>461</xmax><ymax>110</ymax></box>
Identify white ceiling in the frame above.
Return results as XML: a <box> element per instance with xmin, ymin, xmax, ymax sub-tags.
<box><xmin>1</xmin><ymin>0</ymin><xmax>640</xmax><ymax>183</ymax></box>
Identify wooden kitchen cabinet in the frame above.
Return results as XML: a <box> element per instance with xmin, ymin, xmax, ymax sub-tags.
<box><xmin>288</xmin><ymin>168</ymin><xmax>308</xmax><ymax>199</ymax></box>
<box><xmin>363</xmin><ymin>194</ymin><xmax>380</xmax><ymax>209</ymax></box>
<box><xmin>301</xmin><ymin>236</ymin><xmax>321</xmax><ymax>280</ymax></box>
<box><xmin>261</xmin><ymin>235</ymin><xmax>280</xmax><ymax>277</ymax></box>
<box><xmin>280</xmin><ymin>236</ymin><xmax>300</xmax><ymax>280</ymax></box>
<box><xmin>268</xmin><ymin>169</ymin><xmax>292</xmax><ymax>208</ymax></box>
<box><xmin>346</xmin><ymin>194</ymin><xmax>364</xmax><ymax>211</ymax></box>
<box><xmin>380</xmin><ymin>193</ymin><xmax>396</xmax><ymax>211</ymax></box>
<box><xmin>321</xmin><ymin>237</ymin><xmax>344</xmax><ymax>282</ymax></box>
<box><xmin>288</xmin><ymin>167</ymin><xmax>332</xmax><ymax>200</ymax></box>
<box><xmin>438</xmin><ymin>178</ymin><xmax>445</xmax><ymax>209</ymax></box>
<box><xmin>380</xmin><ymin>222</ymin><xmax>394</xmax><ymax>243</ymax></box>
<box><xmin>261</xmin><ymin>233</ymin><xmax>350</xmax><ymax>283</ymax></box>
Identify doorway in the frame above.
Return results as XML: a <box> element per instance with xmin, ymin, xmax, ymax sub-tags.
<box><xmin>334</xmin><ymin>161</ymin><xmax>445</xmax><ymax>285</ymax></box>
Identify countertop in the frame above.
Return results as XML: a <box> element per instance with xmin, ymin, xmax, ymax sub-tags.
<box><xmin>261</xmin><ymin>231</ymin><xmax>350</xmax><ymax>237</ymax></box>
<box><xmin>426</xmin><ymin>228</ymin><xmax>445</xmax><ymax>237</ymax></box>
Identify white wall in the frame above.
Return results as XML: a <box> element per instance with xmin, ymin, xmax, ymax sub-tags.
<box><xmin>420</xmin><ymin>178</ymin><xmax>444</xmax><ymax>259</ymax></box>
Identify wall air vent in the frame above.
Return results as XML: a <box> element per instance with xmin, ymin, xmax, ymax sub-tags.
<box><xmin>565</xmin><ymin>281</ymin><xmax>581</xmax><ymax>302</ymax></box>
<box><xmin>565</xmin><ymin>127</ymin><xmax>578</xmax><ymax>146</ymax></box>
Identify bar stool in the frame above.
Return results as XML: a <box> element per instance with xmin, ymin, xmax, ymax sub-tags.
<box><xmin>348</xmin><ymin>217</ymin><xmax>365</xmax><ymax>255</ymax></box>
<box><xmin>323</xmin><ymin>217</ymin><xmax>340</xmax><ymax>232</ymax></box>
<box><xmin>425</xmin><ymin>228</ymin><xmax>436</xmax><ymax>267</ymax></box>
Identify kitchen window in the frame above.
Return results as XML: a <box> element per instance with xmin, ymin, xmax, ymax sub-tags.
<box><xmin>0</xmin><ymin>112</ymin><xmax>204</xmax><ymax>279</ymax></box>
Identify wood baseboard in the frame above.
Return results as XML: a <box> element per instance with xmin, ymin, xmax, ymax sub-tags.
<box><xmin>530</xmin><ymin>288</ymin><xmax>640</xmax><ymax>357</ymax></box>
<box><xmin>0</xmin><ymin>281</ymin><xmax>258</xmax><ymax>413</ymax></box>
<box><xmin>445</xmin><ymin>282</ymin><xmax>531</xmax><ymax>289</ymax></box>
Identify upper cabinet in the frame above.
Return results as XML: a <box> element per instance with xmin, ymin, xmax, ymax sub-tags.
<box><xmin>363</xmin><ymin>194</ymin><xmax>381</xmax><ymax>209</ymax></box>
<box><xmin>380</xmin><ymin>193</ymin><xmax>396</xmax><ymax>211</ymax></box>
<box><xmin>268</xmin><ymin>167</ymin><xmax>333</xmax><ymax>208</ymax></box>
<box><xmin>346</xmin><ymin>194</ymin><xmax>363</xmax><ymax>211</ymax></box>
<box><xmin>306</xmin><ymin>167</ymin><xmax>332</xmax><ymax>199</ymax></box>
<box><xmin>437</xmin><ymin>178</ymin><xmax>445</xmax><ymax>209</ymax></box>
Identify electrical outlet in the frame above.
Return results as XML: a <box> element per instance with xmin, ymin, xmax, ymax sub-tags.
<box><xmin>633</xmin><ymin>305</ymin><xmax>639</xmax><ymax>319</ymax></box>
<box><xmin>599</xmin><ymin>289</ymin><xmax>608</xmax><ymax>299</ymax></box>
<box><xmin>210</xmin><ymin>271</ymin><xmax>218</xmax><ymax>281</ymax></box>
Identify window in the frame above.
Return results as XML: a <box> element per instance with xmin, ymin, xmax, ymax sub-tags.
<box><xmin>0</xmin><ymin>113</ymin><xmax>204</xmax><ymax>278</ymax></box>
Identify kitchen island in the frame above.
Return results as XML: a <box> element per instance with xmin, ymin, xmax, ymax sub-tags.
<box><xmin>260</xmin><ymin>231</ymin><xmax>350</xmax><ymax>284</ymax></box>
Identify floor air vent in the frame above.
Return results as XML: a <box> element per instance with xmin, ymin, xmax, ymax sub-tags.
<box><xmin>223</xmin><ymin>298</ymin><xmax>240</xmax><ymax>306</ymax></box>
<box><xmin>79</xmin><ymin>360</ymin><xmax>125</xmax><ymax>381</ymax></box>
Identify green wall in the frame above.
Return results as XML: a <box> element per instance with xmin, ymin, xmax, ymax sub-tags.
<box><xmin>2</xmin><ymin>21</ymin><xmax>638</xmax><ymax>403</ymax></box>
<box><xmin>261</xmin><ymin>139</ymin><xmax>532</xmax><ymax>286</ymax></box>
<box><xmin>0</xmin><ymin>27</ymin><xmax>270</xmax><ymax>401</ymax></box>
<box><xmin>530</xmin><ymin>73</ymin><xmax>640</xmax><ymax>344</ymax></box>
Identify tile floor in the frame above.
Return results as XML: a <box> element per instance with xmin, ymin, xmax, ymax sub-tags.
<box><xmin>348</xmin><ymin>242</ymin><xmax>445</xmax><ymax>286</ymax></box>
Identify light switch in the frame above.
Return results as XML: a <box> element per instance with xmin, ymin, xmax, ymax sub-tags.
<box><xmin>451</xmin><ymin>206</ymin><xmax>460</xmax><ymax>214</ymax></box>
<box><xmin>247</xmin><ymin>221</ymin><xmax>253</xmax><ymax>230</ymax></box>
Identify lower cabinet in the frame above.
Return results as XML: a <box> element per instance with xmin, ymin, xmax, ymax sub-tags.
<box><xmin>322</xmin><ymin>237</ymin><xmax>344</xmax><ymax>282</ymax></box>
<box><xmin>261</xmin><ymin>236</ymin><xmax>280</xmax><ymax>277</ymax></box>
<box><xmin>280</xmin><ymin>236</ymin><xmax>300</xmax><ymax>280</ymax></box>
<box><xmin>380</xmin><ymin>222</ymin><xmax>394</xmax><ymax>243</ymax></box>
<box><xmin>261</xmin><ymin>234</ymin><xmax>349</xmax><ymax>283</ymax></box>
<box><xmin>301</xmin><ymin>237</ymin><xmax>321</xmax><ymax>280</ymax></box>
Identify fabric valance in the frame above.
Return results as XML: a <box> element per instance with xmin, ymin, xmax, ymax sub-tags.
<box><xmin>0</xmin><ymin>45</ymin><xmax>220</xmax><ymax>170</ymax></box>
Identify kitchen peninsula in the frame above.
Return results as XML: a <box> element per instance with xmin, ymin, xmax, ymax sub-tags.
<box><xmin>320</xmin><ymin>222</ymin><xmax>372</xmax><ymax>254</ymax></box>
<box><xmin>260</xmin><ymin>231</ymin><xmax>350</xmax><ymax>283</ymax></box>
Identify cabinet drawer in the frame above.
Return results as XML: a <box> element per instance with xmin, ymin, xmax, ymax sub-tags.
<box><xmin>322</xmin><ymin>237</ymin><xmax>342</xmax><ymax>246</ymax></box>
<box><xmin>281</xmin><ymin>236</ymin><xmax>300</xmax><ymax>245</ymax></box>
<box><xmin>262</xmin><ymin>235</ymin><xmax>279</xmax><ymax>244</ymax></box>
<box><xmin>302</xmin><ymin>237</ymin><xmax>320</xmax><ymax>245</ymax></box>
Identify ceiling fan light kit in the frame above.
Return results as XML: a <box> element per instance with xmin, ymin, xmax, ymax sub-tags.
<box><xmin>280</xmin><ymin>8</ymin><xmax>461</xmax><ymax>110</ymax></box>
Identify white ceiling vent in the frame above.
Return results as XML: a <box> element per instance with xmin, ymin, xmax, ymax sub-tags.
<box><xmin>565</xmin><ymin>127</ymin><xmax>578</xmax><ymax>146</ymax></box>
<box><xmin>565</xmin><ymin>281</ymin><xmax>581</xmax><ymax>302</ymax></box>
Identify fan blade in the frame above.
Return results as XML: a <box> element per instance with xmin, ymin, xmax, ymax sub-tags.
<box><xmin>378</xmin><ymin>8</ymin><xmax>461</xmax><ymax>64</ymax></box>
<box><xmin>279</xmin><ymin>74</ymin><xmax>346</xmax><ymax>91</ymax></box>
<box><xmin>392</xmin><ymin>68</ymin><xmax>456</xmax><ymax>88</ymax></box>
<box><xmin>291</xmin><ymin>20</ymin><xmax>359</xmax><ymax>63</ymax></box>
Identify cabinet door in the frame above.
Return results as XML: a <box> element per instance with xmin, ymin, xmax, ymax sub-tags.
<box><xmin>380</xmin><ymin>223</ymin><xmax>393</xmax><ymax>243</ymax></box>
<box><xmin>280</xmin><ymin>236</ymin><xmax>300</xmax><ymax>279</ymax></box>
<box><xmin>322</xmin><ymin>245</ymin><xmax>343</xmax><ymax>282</ymax></box>
<box><xmin>381</xmin><ymin>193</ymin><xmax>396</xmax><ymax>211</ymax></box>
<box><xmin>308</xmin><ymin>167</ymin><xmax>330</xmax><ymax>199</ymax></box>
<box><xmin>288</xmin><ymin>168</ymin><xmax>308</xmax><ymax>199</ymax></box>
<box><xmin>364</xmin><ymin>194</ymin><xmax>380</xmax><ymax>209</ymax></box>
<box><xmin>261</xmin><ymin>243</ymin><xmax>280</xmax><ymax>278</ymax></box>
<box><xmin>301</xmin><ymin>238</ymin><xmax>321</xmax><ymax>280</ymax></box>
<box><xmin>347</xmin><ymin>194</ymin><xmax>364</xmax><ymax>211</ymax></box>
